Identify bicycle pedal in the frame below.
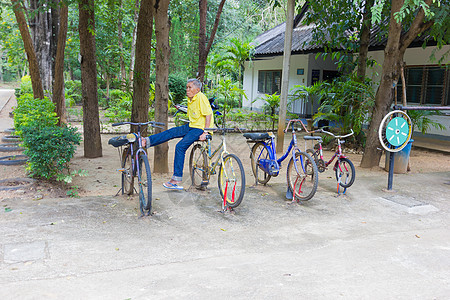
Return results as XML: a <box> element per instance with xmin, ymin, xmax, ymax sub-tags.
<box><xmin>200</xmin><ymin>180</ymin><xmax>209</xmax><ymax>187</ymax></box>
<box><xmin>116</xmin><ymin>168</ymin><xmax>125</xmax><ymax>172</ymax></box>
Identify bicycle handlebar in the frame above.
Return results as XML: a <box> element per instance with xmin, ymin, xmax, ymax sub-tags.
<box><xmin>319</xmin><ymin>128</ymin><xmax>354</xmax><ymax>139</ymax></box>
<box><xmin>112</xmin><ymin>121</ymin><xmax>165</xmax><ymax>129</ymax></box>
<box><xmin>204</xmin><ymin>127</ymin><xmax>245</xmax><ymax>132</ymax></box>
<box><xmin>284</xmin><ymin>119</ymin><xmax>310</xmax><ymax>133</ymax></box>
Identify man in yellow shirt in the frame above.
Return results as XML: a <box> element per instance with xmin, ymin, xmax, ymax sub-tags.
<box><xmin>144</xmin><ymin>79</ymin><xmax>213</xmax><ymax>190</ymax></box>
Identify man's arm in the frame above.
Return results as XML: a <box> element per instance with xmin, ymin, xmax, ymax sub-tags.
<box><xmin>204</xmin><ymin>114</ymin><xmax>211</xmax><ymax>129</ymax></box>
<box><xmin>199</xmin><ymin>114</ymin><xmax>212</xmax><ymax>141</ymax></box>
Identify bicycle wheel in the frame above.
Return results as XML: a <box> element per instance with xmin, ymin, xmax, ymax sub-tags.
<box><xmin>287</xmin><ymin>150</ymin><xmax>318</xmax><ymax>201</ymax></box>
<box><xmin>121</xmin><ymin>147</ymin><xmax>134</xmax><ymax>195</ymax></box>
<box><xmin>189</xmin><ymin>144</ymin><xmax>209</xmax><ymax>188</ymax></box>
<box><xmin>378</xmin><ymin>110</ymin><xmax>412</xmax><ymax>152</ymax></box>
<box><xmin>218</xmin><ymin>153</ymin><xmax>245</xmax><ymax>209</ymax></box>
<box><xmin>335</xmin><ymin>157</ymin><xmax>355</xmax><ymax>188</ymax></box>
<box><xmin>306</xmin><ymin>149</ymin><xmax>325</xmax><ymax>173</ymax></box>
<box><xmin>138</xmin><ymin>153</ymin><xmax>152</xmax><ymax>216</ymax></box>
<box><xmin>250</xmin><ymin>142</ymin><xmax>271</xmax><ymax>184</ymax></box>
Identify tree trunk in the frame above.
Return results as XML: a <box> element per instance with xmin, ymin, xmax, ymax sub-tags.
<box><xmin>79</xmin><ymin>0</ymin><xmax>103</xmax><ymax>158</ymax></box>
<box><xmin>153</xmin><ymin>0</ymin><xmax>170</xmax><ymax>173</ymax></box>
<box><xmin>276</xmin><ymin>0</ymin><xmax>294</xmax><ymax>154</ymax></box>
<box><xmin>197</xmin><ymin>0</ymin><xmax>226</xmax><ymax>82</ymax></box>
<box><xmin>12</xmin><ymin>0</ymin><xmax>44</xmax><ymax>99</ymax></box>
<box><xmin>52</xmin><ymin>1</ymin><xmax>68</xmax><ymax>126</ymax></box>
<box><xmin>29</xmin><ymin>0</ymin><xmax>54</xmax><ymax>92</ymax></box>
<box><xmin>118</xmin><ymin>0</ymin><xmax>127</xmax><ymax>87</ymax></box>
<box><xmin>361</xmin><ymin>0</ymin><xmax>434</xmax><ymax>168</ymax></box>
<box><xmin>356</xmin><ymin>0</ymin><xmax>373</xmax><ymax>81</ymax></box>
<box><xmin>131</xmin><ymin>0</ymin><xmax>154</xmax><ymax>133</ymax></box>
<box><xmin>129</xmin><ymin>0</ymin><xmax>140</xmax><ymax>82</ymax></box>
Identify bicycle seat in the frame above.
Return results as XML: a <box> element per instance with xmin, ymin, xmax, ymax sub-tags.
<box><xmin>303</xmin><ymin>136</ymin><xmax>322</xmax><ymax>141</ymax></box>
<box><xmin>243</xmin><ymin>132</ymin><xmax>271</xmax><ymax>140</ymax></box>
<box><xmin>108</xmin><ymin>136</ymin><xmax>129</xmax><ymax>147</ymax></box>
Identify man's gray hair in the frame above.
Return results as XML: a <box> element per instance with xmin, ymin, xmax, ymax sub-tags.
<box><xmin>187</xmin><ymin>78</ymin><xmax>202</xmax><ymax>89</ymax></box>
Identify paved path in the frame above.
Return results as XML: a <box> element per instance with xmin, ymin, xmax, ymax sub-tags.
<box><xmin>0</xmin><ymin>89</ymin><xmax>15</xmax><ymax>132</ymax></box>
<box><xmin>0</xmin><ymin>170</ymin><xmax>449</xmax><ymax>299</ymax></box>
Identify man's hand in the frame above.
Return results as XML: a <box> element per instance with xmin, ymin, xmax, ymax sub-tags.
<box><xmin>199</xmin><ymin>132</ymin><xmax>208</xmax><ymax>141</ymax></box>
<box><xmin>141</xmin><ymin>137</ymin><xmax>147</xmax><ymax>147</ymax></box>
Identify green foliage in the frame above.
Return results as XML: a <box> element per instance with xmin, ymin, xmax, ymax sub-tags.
<box><xmin>0</xmin><ymin>8</ymin><xmax>26</xmax><ymax>80</ymax></box>
<box><xmin>104</xmin><ymin>91</ymin><xmax>133</xmax><ymax>123</ymax></box>
<box><xmin>57</xmin><ymin>169</ymin><xmax>88</xmax><ymax>185</ymax></box>
<box><xmin>65</xmin><ymin>80</ymin><xmax>82</xmax><ymax>106</ymax></box>
<box><xmin>168</xmin><ymin>74</ymin><xmax>187</xmax><ymax>104</ymax></box>
<box><xmin>21</xmin><ymin>125</ymin><xmax>81</xmax><ymax>180</ymax></box>
<box><xmin>293</xmin><ymin>75</ymin><xmax>375</xmax><ymax>138</ymax></box>
<box><xmin>13</xmin><ymin>93</ymin><xmax>58</xmax><ymax>133</ymax></box>
<box><xmin>261</xmin><ymin>93</ymin><xmax>280</xmax><ymax>130</ymax></box>
<box><xmin>408</xmin><ymin>110</ymin><xmax>446</xmax><ymax>134</ymax></box>
<box><xmin>14</xmin><ymin>76</ymin><xmax>33</xmax><ymax>98</ymax></box>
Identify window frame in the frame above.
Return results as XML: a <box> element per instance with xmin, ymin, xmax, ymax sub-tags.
<box><xmin>257</xmin><ymin>70</ymin><xmax>282</xmax><ymax>95</ymax></box>
<box><xmin>397</xmin><ymin>65</ymin><xmax>449</xmax><ymax>106</ymax></box>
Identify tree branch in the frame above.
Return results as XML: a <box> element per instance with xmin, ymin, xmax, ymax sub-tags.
<box><xmin>205</xmin><ymin>0</ymin><xmax>226</xmax><ymax>56</ymax></box>
<box><xmin>399</xmin><ymin>0</ymin><xmax>434</xmax><ymax>53</ymax></box>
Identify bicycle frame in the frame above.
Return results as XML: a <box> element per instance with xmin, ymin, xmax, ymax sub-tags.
<box><xmin>256</xmin><ymin>122</ymin><xmax>306</xmax><ymax>176</ymax></box>
<box><xmin>197</xmin><ymin>134</ymin><xmax>228</xmax><ymax>176</ymax></box>
<box><xmin>315</xmin><ymin>138</ymin><xmax>346</xmax><ymax>169</ymax></box>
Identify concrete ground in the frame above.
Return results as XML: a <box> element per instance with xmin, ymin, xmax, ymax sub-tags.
<box><xmin>1</xmin><ymin>89</ymin><xmax>449</xmax><ymax>299</ymax></box>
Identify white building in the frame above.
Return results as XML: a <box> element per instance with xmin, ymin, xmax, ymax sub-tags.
<box><xmin>242</xmin><ymin>7</ymin><xmax>449</xmax><ymax>136</ymax></box>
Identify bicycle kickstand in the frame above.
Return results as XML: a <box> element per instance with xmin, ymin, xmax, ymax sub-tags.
<box><xmin>336</xmin><ymin>179</ymin><xmax>347</xmax><ymax>196</ymax></box>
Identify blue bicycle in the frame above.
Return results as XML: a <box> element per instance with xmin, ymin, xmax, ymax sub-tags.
<box><xmin>243</xmin><ymin>119</ymin><xmax>319</xmax><ymax>201</ymax></box>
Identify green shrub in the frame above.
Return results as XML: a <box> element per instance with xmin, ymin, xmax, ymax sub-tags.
<box><xmin>65</xmin><ymin>80</ymin><xmax>82</xmax><ymax>105</ymax></box>
<box><xmin>168</xmin><ymin>74</ymin><xmax>187</xmax><ymax>104</ymax></box>
<box><xmin>104</xmin><ymin>93</ymin><xmax>132</xmax><ymax>123</ymax></box>
<box><xmin>14</xmin><ymin>92</ymin><xmax>82</xmax><ymax>181</ymax></box>
<box><xmin>21</xmin><ymin>125</ymin><xmax>81</xmax><ymax>180</ymax></box>
<box><xmin>14</xmin><ymin>94</ymin><xmax>58</xmax><ymax>133</ymax></box>
<box><xmin>14</xmin><ymin>75</ymin><xmax>33</xmax><ymax>98</ymax></box>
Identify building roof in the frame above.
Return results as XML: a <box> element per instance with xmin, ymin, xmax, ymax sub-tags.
<box><xmin>253</xmin><ymin>4</ymin><xmax>434</xmax><ymax>58</ymax></box>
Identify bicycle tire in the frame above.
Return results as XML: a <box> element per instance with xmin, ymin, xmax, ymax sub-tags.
<box><xmin>250</xmin><ymin>142</ymin><xmax>271</xmax><ymax>184</ymax></box>
<box><xmin>138</xmin><ymin>153</ymin><xmax>152</xmax><ymax>216</ymax></box>
<box><xmin>334</xmin><ymin>157</ymin><xmax>356</xmax><ymax>188</ymax></box>
<box><xmin>0</xmin><ymin>155</ymin><xmax>28</xmax><ymax>165</ymax></box>
<box><xmin>218</xmin><ymin>153</ymin><xmax>245</xmax><ymax>209</ymax></box>
<box><xmin>0</xmin><ymin>143</ymin><xmax>24</xmax><ymax>152</ymax></box>
<box><xmin>378</xmin><ymin>110</ymin><xmax>412</xmax><ymax>152</ymax></box>
<box><xmin>121</xmin><ymin>146</ymin><xmax>134</xmax><ymax>195</ymax></box>
<box><xmin>1</xmin><ymin>135</ymin><xmax>20</xmax><ymax>143</ymax></box>
<box><xmin>286</xmin><ymin>150</ymin><xmax>318</xmax><ymax>201</ymax></box>
<box><xmin>189</xmin><ymin>144</ymin><xmax>209</xmax><ymax>189</ymax></box>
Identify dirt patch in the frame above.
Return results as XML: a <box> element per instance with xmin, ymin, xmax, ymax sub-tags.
<box><xmin>1</xmin><ymin>126</ymin><xmax>449</xmax><ymax>202</ymax></box>
<box><xmin>1</xmin><ymin>90</ymin><xmax>449</xmax><ymax>201</ymax></box>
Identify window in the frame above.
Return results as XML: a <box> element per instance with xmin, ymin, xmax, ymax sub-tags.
<box><xmin>258</xmin><ymin>70</ymin><xmax>281</xmax><ymax>94</ymax></box>
<box><xmin>397</xmin><ymin>66</ymin><xmax>449</xmax><ymax>106</ymax></box>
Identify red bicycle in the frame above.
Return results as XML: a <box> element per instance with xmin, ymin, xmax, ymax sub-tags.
<box><xmin>304</xmin><ymin>128</ymin><xmax>356</xmax><ymax>190</ymax></box>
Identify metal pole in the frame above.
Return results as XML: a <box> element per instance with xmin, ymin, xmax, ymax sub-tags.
<box><xmin>387</xmin><ymin>152</ymin><xmax>395</xmax><ymax>190</ymax></box>
<box><xmin>393</xmin><ymin>105</ymin><xmax>450</xmax><ymax>111</ymax></box>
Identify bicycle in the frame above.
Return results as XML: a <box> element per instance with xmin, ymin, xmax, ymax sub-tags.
<box><xmin>189</xmin><ymin>127</ymin><xmax>246</xmax><ymax>211</ymax></box>
<box><xmin>305</xmin><ymin>128</ymin><xmax>356</xmax><ymax>192</ymax></box>
<box><xmin>243</xmin><ymin>119</ymin><xmax>319</xmax><ymax>202</ymax></box>
<box><xmin>108</xmin><ymin>121</ymin><xmax>164</xmax><ymax>217</ymax></box>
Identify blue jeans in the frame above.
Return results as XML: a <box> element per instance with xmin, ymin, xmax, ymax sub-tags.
<box><xmin>148</xmin><ymin>124</ymin><xmax>203</xmax><ymax>181</ymax></box>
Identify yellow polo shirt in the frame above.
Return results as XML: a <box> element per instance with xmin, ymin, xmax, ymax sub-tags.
<box><xmin>188</xmin><ymin>92</ymin><xmax>214</xmax><ymax>130</ymax></box>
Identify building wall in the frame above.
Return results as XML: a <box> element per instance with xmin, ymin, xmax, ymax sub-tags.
<box><xmin>366</xmin><ymin>45</ymin><xmax>450</xmax><ymax>88</ymax></box>
<box><xmin>367</xmin><ymin>45</ymin><xmax>450</xmax><ymax>136</ymax></box>
<box><xmin>243</xmin><ymin>53</ymin><xmax>337</xmax><ymax>112</ymax></box>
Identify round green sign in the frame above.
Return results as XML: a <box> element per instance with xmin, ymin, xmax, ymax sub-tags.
<box><xmin>385</xmin><ymin>117</ymin><xmax>409</xmax><ymax>146</ymax></box>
